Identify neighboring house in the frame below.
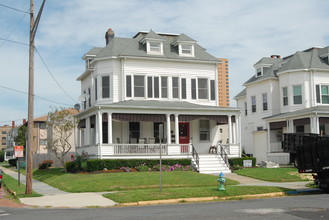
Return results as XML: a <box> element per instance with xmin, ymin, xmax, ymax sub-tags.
<box><xmin>4</xmin><ymin>121</ymin><xmax>19</xmax><ymax>161</ymax></box>
<box><xmin>75</xmin><ymin>29</ymin><xmax>241</xmax><ymax>174</ymax></box>
<box><xmin>235</xmin><ymin>46</ymin><xmax>329</xmax><ymax>164</ymax></box>
<box><xmin>0</xmin><ymin>124</ymin><xmax>12</xmax><ymax>150</ymax></box>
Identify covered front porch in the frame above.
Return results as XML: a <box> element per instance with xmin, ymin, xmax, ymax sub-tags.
<box><xmin>75</xmin><ymin>100</ymin><xmax>241</xmax><ymax>161</ymax></box>
<box><xmin>265</xmin><ymin>106</ymin><xmax>329</xmax><ymax>164</ymax></box>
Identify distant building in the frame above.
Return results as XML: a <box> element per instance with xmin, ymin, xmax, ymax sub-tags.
<box><xmin>218</xmin><ymin>58</ymin><xmax>230</xmax><ymax>107</ymax></box>
<box><xmin>0</xmin><ymin>124</ymin><xmax>13</xmax><ymax>150</ymax></box>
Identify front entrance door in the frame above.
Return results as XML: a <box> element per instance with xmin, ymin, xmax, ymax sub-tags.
<box><xmin>179</xmin><ymin>122</ymin><xmax>190</xmax><ymax>144</ymax></box>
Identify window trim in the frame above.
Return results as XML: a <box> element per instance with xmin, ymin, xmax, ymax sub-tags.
<box><xmin>161</xmin><ymin>76</ymin><xmax>168</xmax><ymax>98</ymax></box>
<box><xmin>198</xmin><ymin>78</ymin><xmax>208</xmax><ymax>100</ymax></box>
<box><xmin>147</xmin><ymin>41</ymin><xmax>163</xmax><ymax>55</ymax></box>
<box><xmin>133</xmin><ymin>75</ymin><xmax>145</xmax><ymax>98</ymax></box>
<box><xmin>179</xmin><ymin>44</ymin><xmax>194</xmax><ymax>56</ymax></box>
<box><xmin>101</xmin><ymin>75</ymin><xmax>110</xmax><ymax>99</ymax></box>
<box><xmin>316</xmin><ymin>84</ymin><xmax>329</xmax><ymax>104</ymax></box>
<box><xmin>251</xmin><ymin>96</ymin><xmax>256</xmax><ymax>113</ymax></box>
<box><xmin>262</xmin><ymin>93</ymin><xmax>268</xmax><ymax>111</ymax></box>
<box><xmin>282</xmin><ymin>87</ymin><xmax>288</xmax><ymax>106</ymax></box>
<box><xmin>172</xmin><ymin>77</ymin><xmax>179</xmax><ymax>99</ymax></box>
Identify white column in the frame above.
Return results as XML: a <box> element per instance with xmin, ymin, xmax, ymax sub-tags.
<box><xmin>288</xmin><ymin>119</ymin><xmax>294</xmax><ymax>133</ymax></box>
<box><xmin>166</xmin><ymin>114</ymin><xmax>171</xmax><ymax>144</ymax></box>
<box><xmin>86</xmin><ymin>117</ymin><xmax>90</xmax><ymax>146</ymax></box>
<box><xmin>175</xmin><ymin>114</ymin><xmax>179</xmax><ymax>144</ymax></box>
<box><xmin>312</xmin><ymin>116</ymin><xmax>320</xmax><ymax>134</ymax></box>
<box><xmin>267</xmin><ymin>121</ymin><xmax>271</xmax><ymax>153</ymax></box>
<box><xmin>108</xmin><ymin>113</ymin><xmax>113</xmax><ymax>144</ymax></box>
<box><xmin>228</xmin><ymin>115</ymin><xmax>232</xmax><ymax>144</ymax></box>
<box><xmin>97</xmin><ymin>111</ymin><xmax>102</xmax><ymax>144</ymax></box>
<box><xmin>232</xmin><ymin>116</ymin><xmax>237</xmax><ymax>144</ymax></box>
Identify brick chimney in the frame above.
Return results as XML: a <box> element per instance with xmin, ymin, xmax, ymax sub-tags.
<box><xmin>270</xmin><ymin>55</ymin><xmax>281</xmax><ymax>59</ymax></box>
<box><xmin>12</xmin><ymin>121</ymin><xmax>15</xmax><ymax>128</ymax></box>
<box><xmin>23</xmin><ymin>119</ymin><xmax>26</xmax><ymax>125</ymax></box>
<box><xmin>105</xmin><ymin>28</ymin><xmax>115</xmax><ymax>45</ymax></box>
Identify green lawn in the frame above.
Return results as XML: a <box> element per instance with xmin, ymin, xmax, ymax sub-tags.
<box><xmin>104</xmin><ymin>186</ymin><xmax>290</xmax><ymax>203</ymax></box>
<box><xmin>2</xmin><ymin>173</ymin><xmax>42</xmax><ymax>198</ymax></box>
<box><xmin>32</xmin><ymin>169</ymin><xmax>239</xmax><ymax>192</ymax></box>
<box><xmin>234</xmin><ymin>168</ymin><xmax>310</xmax><ymax>182</ymax></box>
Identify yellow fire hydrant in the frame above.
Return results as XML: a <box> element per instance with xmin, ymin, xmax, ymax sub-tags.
<box><xmin>217</xmin><ymin>172</ymin><xmax>226</xmax><ymax>191</ymax></box>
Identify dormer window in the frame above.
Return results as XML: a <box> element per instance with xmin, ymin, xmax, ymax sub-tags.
<box><xmin>149</xmin><ymin>42</ymin><xmax>161</xmax><ymax>53</ymax></box>
<box><xmin>180</xmin><ymin>44</ymin><xmax>194</xmax><ymax>56</ymax></box>
<box><xmin>256</xmin><ymin>67</ymin><xmax>262</xmax><ymax>77</ymax></box>
<box><xmin>86</xmin><ymin>58</ymin><xmax>93</xmax><ymax>70</ymax></box>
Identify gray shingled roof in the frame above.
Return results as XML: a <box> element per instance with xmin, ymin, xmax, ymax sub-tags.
<box><xmin>234</xmin><ymin>88</ymin><xmax>246</xmax><ymax>99</ymax></box>
<box><xmin>263</xmin><ymin>106</ymin><xmax>329</xmax><ymax>121</ymax></box>
<box><xmin>243</xmin><ymin>47</ymin><xmax>329</xmax><ymax>86</ymax></box>
<box><xmin>88</xmin><ymin>31</ymin><xmax>219</xmax><ymax>62</ymax></box>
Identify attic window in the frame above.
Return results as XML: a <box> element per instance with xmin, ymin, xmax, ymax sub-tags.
<box><xmin>86</xmin><ymin>58</ymin><xmax>93</xmax><ymax>70</ymax></box>
<box><xmin>147</xmin><ymin>41</ymin><xmax>163</xmax><ymax>54</ymax></box>
<box><xmin>179</xmin><ymin>44</ymin><xmax>194</xmax><ymax>56</ymax></box>
<box><xmin>256</xmin><ymin>68</ymin><xmax>262</xmax><ymax>77</ymax></box>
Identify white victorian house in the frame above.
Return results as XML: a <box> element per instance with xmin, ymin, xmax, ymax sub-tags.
<box><xmin>235</xmin><ymin>46</ymin><xmax>329</xmax><ymax>164</ymax></box>
<box><xmin>75</xmin><ymin>29</ymin><xmax>241</xmax><ymax>174</ymax></box>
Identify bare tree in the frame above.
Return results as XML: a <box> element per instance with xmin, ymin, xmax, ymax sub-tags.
<box><xmin>47</xmin><ymin>107</ymin><xmax>78</xmax><ymax>171</ymax></box>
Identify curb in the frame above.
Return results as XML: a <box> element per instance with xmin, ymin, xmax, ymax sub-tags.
<box><xmin>120</xmin><ymin>192</ymin><xmax>286</xmax><ymax>206</ymax></box>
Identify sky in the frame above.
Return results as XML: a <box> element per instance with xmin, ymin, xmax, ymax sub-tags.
<box><xmin>0</xmin><ymin>0</ymin><xmax>329</xmax><ymax>126</ymax></box>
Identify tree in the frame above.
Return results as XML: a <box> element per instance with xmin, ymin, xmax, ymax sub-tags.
<box><xmin>15</xmin><ymin>125</ymin><xmax>27</xmax><ymax>147</ymax></box>
<box><xmin>46</xmin><ymin>107</ymin><xmax>78</xmax><ymax>171</ymax></box>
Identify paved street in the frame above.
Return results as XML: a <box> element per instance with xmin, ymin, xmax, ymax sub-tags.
<box><xmin>0</xmin><ymin>194</ymin><xmax>328</xmax><ymax>219</ymax></box>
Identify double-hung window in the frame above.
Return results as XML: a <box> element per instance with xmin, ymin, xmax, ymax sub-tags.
<box><xmin>316</xmin><ymin>85</ymin><xmax>329</xmax><ymax>104</ymax></box>
<box><xmin>210</xmin><ymin>80</ymin><xmax>215</xmax><ymax>101</ymax></box>
<box><xmin>191</xmin><ymin>79</ymin><xmax>196</xmax><ymax>100</ymax></box>
<box><xmin>262</xmin><ymin>93</ymin><xmax>268</xmax><ymax>111</ymax></box>
<box><xmin>161</xmin><ymin>76</ymin><xmax>168</xmax><ymax>98</ymax></box>
<box><xmin>293</xmin><ymin>85</ymin><xmax>302</xmax><ymax>104</ymax></box>
<box><xmin>147</xmin><ymin>77</ymin><xmax>153</xmax><ymax>98</ymax></box>
<box><xmin>181</xmin><ymin>78</ymin><xmax>186</xmax><ymax>99</ymax></box>
<box><xmin>198</xmin><ymin>78</ymin><xmax>208</xmax><ymax>99</ymax></box>
<box><xmin>181</xmin><ymin>44</ymin><xmax>192</xmax><ymax>55</ymax></box>
<box><xmin>251</xmin><ymin>96</ymin><xmax>256</xmax><ymax>113</ymax></box>
<box><xmin>126</xmin><ymin>76</ymin><xmax>132</xmax><ymax>97</ymax></box>
<box><xmin>282</xmin><ymin>87</ymin><xmax>288</xmax><ymax>106</ymax></box>
<box><xmin>102</xmin><ymin>76</ymin><xmax>110</xmax><ymax>99</ymax></box>
<box><xmin>199</xmin><ymin>120</ymin><xmax>210</xmax><ymax>141</ymax></box>
<box><xmin>134</xmin><ymin>75</ymin><xmax>145</xmax><ymax>97</ymax></box>
<box><xmin>154</xmin><ymin>77</ymin><xmax>159</xmax><ymax>98</ymax></box>
<box><xmin>149</xmin><ymin>42</ymin><xmax>161</xmax><ymax>53</ymax></box>
<box><xmin>172</xmin><ymin>77</ymin><xmax>179</xmax><ymax>99</ymax></box>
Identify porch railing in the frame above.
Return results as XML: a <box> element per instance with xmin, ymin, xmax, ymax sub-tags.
<box><xmin>114</xmin><ymin>144</ymin><xmax>167</xmax><ymax>155</ymax></box>
<box><xmin>191</xmin><ymin>144</ymin><xmax>200</xmax><ymax>171</ymax></box>
<box><xmin>218</xmin><ymin>143</ymin><xmax>229</xmax><ymax>167</ymax></box>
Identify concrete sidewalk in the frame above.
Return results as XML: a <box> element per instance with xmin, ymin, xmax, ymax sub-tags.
<box><xmin>224</xmin><ymin>173</ymin><xmax>317</xmax><ymax>191</ymax></box>
<box><xmin>0</xmin><ymin>166</ymin><xmax>117</xmax><ymax>208</ymax></box>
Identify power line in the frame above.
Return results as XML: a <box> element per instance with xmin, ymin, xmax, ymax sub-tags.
<box><xmin>0</xmin><ymin>9</ymin><xmax>29</xmax><ymax>48</ymax></box>
<box><xmin>0</xmin><ymin>3</ymin><xmax>30</xmax><ymax>14</ymax></box>
<box><xmin>0</xmin><ymin>84</ymin><xmax>73</xmax><ymax>106</ymax></box>
<box><xmin>0</xmin><ymin>37</ymin><xmax>28</xmax><ymax>46</ymax></box>
<box><xmin>34</xmin><ymin>47</ymin><xmax>79</xmax><ymax>103</ymax></box>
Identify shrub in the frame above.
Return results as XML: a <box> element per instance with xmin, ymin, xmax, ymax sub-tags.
<box><xmin>0</xmin><ymin>150</ymin><xmax>4</xmax><ymax>162</ymax></box>
<box><xmin>86</xmin><ymin>159</ymin><xmax>192</xmax><ymax>172</ymax></box>
<box><xmin>38</xmin><ymin>160</ymin><xmax>54</xmax><ymax>170</ymax></box>
<box><xmin>66</xmin><ymin>152</ymin><xmax>89</xmax><ymax>173</ymax></box>
<box><xmin>8</xmin><ymin>158</ymin><xmax>18</xmax><ymax>167</ymax></box>
<box><xmin>228</xmin><ymin>157</ymin><xmax>256</xmax><ymax>170</ymax></box>
<box><xmin>136</xmin><ymin>164</ymin><xmax>151</xmax><ymax>172</ymax></box>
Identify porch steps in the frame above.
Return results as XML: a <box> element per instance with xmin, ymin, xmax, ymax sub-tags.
<box><xmin>197</xmin><ymin>154</ymin><xmax>231</xmax><ymax>174</ymax></box>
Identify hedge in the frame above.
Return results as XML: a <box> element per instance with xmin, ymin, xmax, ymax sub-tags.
<box><xmin>228</xmin><ymin>157</ymin><xmax>256</xmax><ymax>167</ymax></box>
<box><xmin>66</xmin><ymin>159</ymin><xmax>191</xmax><ymax>173</ymax></box>
<box><xmin>8</xmin><ymin>159</ymin><xmax>18</xmax><ymax>167</ymax></box>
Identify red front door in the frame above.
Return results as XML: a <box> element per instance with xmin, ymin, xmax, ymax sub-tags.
<box><xmin>179</xmin><ymin>122</ymin><xmax>190</xmax><ymax>144</ymax></box>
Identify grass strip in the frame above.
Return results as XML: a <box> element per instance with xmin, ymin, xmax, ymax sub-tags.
<box><xmin>2</xmin><ymin>173</ymin><xmax>42</xmax><ymax>198</ymax></box>
<box><xmin>234</xmin><ymin>168</ymin><xmax>309</xmax><ymax>182</ymax></box>
<box><xmin>32</xmin><ymin>169</ymin><xmax>239</xmax><ymax>192</ymax></box>
<box><xmin>103</xmin><ymin>186</ymin><xmax>291</xmax><ymax>203</ymax></box>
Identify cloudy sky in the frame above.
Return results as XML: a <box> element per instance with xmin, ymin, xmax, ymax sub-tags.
<box><xmin>0</xmin><ymin>0</ymin><xmax>329</xmax><ymax>126</ymax></box>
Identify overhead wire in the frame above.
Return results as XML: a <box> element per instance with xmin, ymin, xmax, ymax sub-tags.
<box><xmin>0</xmin><ymin>3</ymin><xmax>30</xmax><ymax>14</ymax></box>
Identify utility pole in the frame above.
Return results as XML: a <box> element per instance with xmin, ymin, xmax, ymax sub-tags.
<box><xmin>26</xmin><ymin>0</ymin><xmax>46</xmax><ymax>195</ymax></box>
<box><xmin>26</xmin><ymin>0</ymin><xmax>35</xmax><ymax>195</ymax></box>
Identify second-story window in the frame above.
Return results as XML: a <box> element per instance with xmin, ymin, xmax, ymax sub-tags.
<box><xmin>282</xmin><ymin>87</ymin><xmax>288</xmax><ymax>106</ymax></box>
<box><xmin>154</xmin><ymin>77</ymin><xmax>159</xmax><ymax>98</ymax></box>
<box><xmin>198</xmin><ymin>78</ymin><xmax>208</xmax><ymax>99</ymax></box>
<box><xmin>293</xmin><ymin>85</ymin><xmax>302</xmax><ymax>104</ymax></box>
<box><xmin>147</xmin><ymin>77</ymin><xmax>153</xmax><ymax>98</ymax></box>
<box><xmin>251</xmin><ymin>96</ymin><xmax>256</xmax><ymax>113</ymax></box>
<box><xmin>210</xmin><ymin>80</ymin><xmax>215</xmax><ymax>101</ymax></box>
<box><xmin>181</xmin><ymin>78</ymin><xmax>186</xmax><ymax>99</ymax></box>
<box><xmin>134</xmin><ymin>75</ymin><xmax>145</xmax><ymax>97</ymax></box>
<box><xmin>191</xmin><ymin>79</ymin><xmax>196</xmax><ymax>100</ymax></box>
<box><xmin>126</xmin><ymin>75</ymin><xmax>132</xmax><ymax>97</ymax></box>
<box><xmin>172</xmin><ymin>77</ymin><xmax>179</xmax><ymax>99</ymax></box>
<box><xmin>88</xmin><ymin>87</ymin><xmax>91</xmax><ymax>107</ymax></box>
<box><xmin>161</xmin><ymin>76</ymin><xmax>168</xmax><ymax>98</ymax></box>
<box><xmin>262</xmin><ymin>93</ymin><xmax>268</xmax><ymax>111</ymax></box>
<box><xmin>244</xmin><ymin>102</ymin><xmax>247</xmax><ymax>116</ymax></box>
<box><xmin>316</xmin><ymin>85</ymin><xmax>329</xmax><ymax>104</ymax></box>
<box><xmin>94</xmin><ymin>78</ymin><xmax>98</xmax><ymax>101</ymax></box>
<box><xmin>102</xmin><ymin>76</ymin><xmax>110</xmax><ymax>99</ymax></box>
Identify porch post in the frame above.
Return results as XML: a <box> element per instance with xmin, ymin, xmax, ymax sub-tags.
<box><xmin>166</xmin><ymin>114</ymin><xmax>171</xmax><ymax>144</ymax></box>
<box><xmin>228</xmin><ymin>115</ymin><xmax>232</xmax><ymax>144</ymax></box>
<box><xmin>174</xmin><ymin>114</ymin><xmax>179</xmax><ymax>144</ymax></box>
<box><xmin>267</xmin><ymin>121</ymin><xmax>271</xmax><ymax>154</ymax></box>
<box><xmin>108</xmin><ymin>113</ymin><xmax>113</xmax><ymax>144</ymax></box>
<box><xmin>86</xmin><ymin>116</ymin><xmax>90</xmax><ymax>146</ymax></box>
<box><xmin>232</xmin><ymin>116</ymin><xmax>237</xmax><ymax>144</ymax></box>
<box><xmin>288</xmin><ymin>119</ymin><xmax>294</xmax><ymax>133</ymax></box>
<box><xmin>98</xmin><ymin>111</ymin><xmax>102</xmax><ymax>144</ymax></box>
<box><xmin>311</xmin><ymin>116</ymin><xmax>320</xmax><ymax>134</ymax></box>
